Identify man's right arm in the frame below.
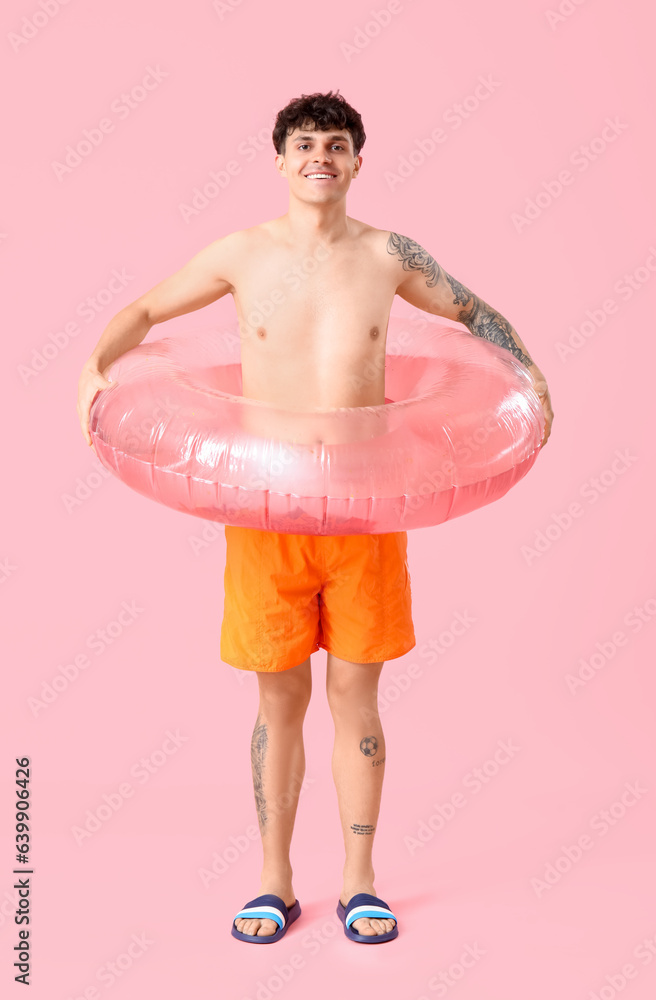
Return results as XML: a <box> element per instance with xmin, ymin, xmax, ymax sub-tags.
<box><xmin>77</xmin><ymin>233</ymin><xmax>237</xmax><ymax>448</ymax></box>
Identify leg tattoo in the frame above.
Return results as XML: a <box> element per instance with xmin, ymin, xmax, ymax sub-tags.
<box><xmin>360</xmin><ymin>736</ymin><xmax>378</xmax><ymax>757</ymax></box>
<box><xmin>251</xmin><ymin>713</ymin><xmax>269</xmax><ymax>831</ymax></box>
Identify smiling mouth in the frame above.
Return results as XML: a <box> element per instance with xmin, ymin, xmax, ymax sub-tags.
<box><xmin>305</xmin><ymin>173</ymin><xmax>337</xmax><ymax>180</ymax></box>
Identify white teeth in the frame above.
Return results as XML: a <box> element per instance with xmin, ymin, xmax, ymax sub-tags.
<box><xmin>306</xmin><ymin>173</ymin><xmax>334</xmax><ymax>179</ymax></box>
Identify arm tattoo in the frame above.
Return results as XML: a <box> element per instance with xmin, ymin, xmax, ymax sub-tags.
<box><xmin>350</xmin><ymin>823</ymin><xmax>375</xmax><ymax>835</ymax></box>
<box><xmin>386</xmin><ymin>232</ymin><xmax>440</xmax><ymax>287</ymax></box>
<box><xmin>444</xmin><ymin>271</ymin><xmax>473</xmax><ymax>308</ymax></box>
<box><xmin>462</xmin><ymin>297</ymin><xmax>534</xmax><ymax>366</ymax></box>
<box><xmin>387</xmin><ymin>231</ymin><xmax>534</xmax><ymax>367</ymax></box>
<box><xmin>251</xmin><ymin>713</ymin><xmax>269</xmax><ymax>831</ymax></box>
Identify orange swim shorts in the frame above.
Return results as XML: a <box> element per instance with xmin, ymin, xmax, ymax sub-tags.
<box><xmin>220</xmin><ymin>526</ymin><xmax>416</xmax><ymax>672</ymax></box>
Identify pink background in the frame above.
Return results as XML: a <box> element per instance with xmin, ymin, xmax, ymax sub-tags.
<box><xmin>2</xmin><ymin>0</ymin><xmax>655</xmax><ymax>997</ymax></box>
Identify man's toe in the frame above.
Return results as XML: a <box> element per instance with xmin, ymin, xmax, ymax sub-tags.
<box><xmin>236</xmin><ymin>917</ymin><xmax>274</xmax><ymax>936</ymax></box>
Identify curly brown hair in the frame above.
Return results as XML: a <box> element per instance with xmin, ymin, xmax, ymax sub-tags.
<box><xmin>272</xmin><ymin>90</ymin><xmax>366</xmax><ymax>157</ymax></box>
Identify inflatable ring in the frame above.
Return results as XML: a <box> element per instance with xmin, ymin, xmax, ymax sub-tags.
<box><xmin>89</xmin><ymin>313</ymin><xmax>544</xmax><ymax>534</ymax></box>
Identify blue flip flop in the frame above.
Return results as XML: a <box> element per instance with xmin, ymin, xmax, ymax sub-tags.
<box><xmin>336</xmin><ymin>892</ymin><xmax>399</xmax><ymax>943</ymax></box>
<box><xmin>231</xmin><ymin>893</ymin><xmax>301</xmax><ymax>944</ymax></box>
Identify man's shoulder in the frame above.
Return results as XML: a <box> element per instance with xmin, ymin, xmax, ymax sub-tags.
<box><xmin>360</xmin><ymin>224</ymin><xmax>411</xmax><ymax>267</ymax></box>
<box><xmin>221</xmin><ymin>219</ymin><xmax>290</xmax><ymax>250</ymax></box>
<box><xmin>213</xmin><ymin>225</ymin><xmax>263</xmax><ymax>245</ymax></box>
<box><xmin>198</xmin><ymin>225</ymin><xmax>268</xmax><ymax>263</ymax></box>
<box><xmin>358</xmin><ymin>223</ymin><xmax>410</xmax><ymax>254</ymax></box>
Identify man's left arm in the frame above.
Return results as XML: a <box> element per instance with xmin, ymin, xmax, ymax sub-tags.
<box><xmin>387</xmin><ymin>232</ymin><xmax>554</xmax><ymax>446</ymax></box>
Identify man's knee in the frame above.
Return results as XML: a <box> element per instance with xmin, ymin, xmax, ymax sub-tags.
<box><xmin>325</xmin><ymin>655</ymin><xmax>384</xmax><ymax>705</ymax></box>
<box><xmin>257</xmin><ymin>658</ymin><xmax>312</xmax><ymax>714</ymax></box>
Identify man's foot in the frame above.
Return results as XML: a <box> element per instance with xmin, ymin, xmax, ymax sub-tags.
<box><xmin>339</xmin><ymin>884</ymin><xmax>396</xmax><ymax>937</ymax></box>
<box><xmin>234</xmin><ymin>884</ymin><xmax>296</xmax><ymax>937</ymax></box>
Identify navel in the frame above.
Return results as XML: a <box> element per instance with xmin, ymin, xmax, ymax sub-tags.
<box><xmin>369</xmin><ymin>326</ymin><xmax>379</xmax><ymax>339</ymax></box>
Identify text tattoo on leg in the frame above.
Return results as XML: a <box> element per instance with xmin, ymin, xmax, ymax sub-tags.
<box><xmin>251</xmin><ymin>713</ymin><xmax>268</xmax><ymax>831</ymax></box>
<box><xmin>350</xmin><ymin>823</ymin><xmax>376</xmax><ymax>835</ymax></box>
<box><xmin>386</xmin><ymin>232</ymin><xmax>534</xmax><ymax>367</ymax></box>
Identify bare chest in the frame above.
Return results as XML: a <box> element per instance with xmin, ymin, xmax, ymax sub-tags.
<box><xmin>230</xmin><ymin>238</ymin><xmax>397</xmax><ymax>407</ymax></box>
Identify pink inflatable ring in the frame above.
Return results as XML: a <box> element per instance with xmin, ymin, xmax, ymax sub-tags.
<box><xmin>89</xmin><ymin>313</ymin><xmax>545</xmax><ymax>534</ymax></box>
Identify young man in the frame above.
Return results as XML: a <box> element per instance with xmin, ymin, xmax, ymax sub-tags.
<box><xmin>77</xmin><ymin>90</ymin><xmax>553</xmax><ymax>945</ymax></box>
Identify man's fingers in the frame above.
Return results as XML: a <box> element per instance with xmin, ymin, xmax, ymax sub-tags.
<box><xmin>79</xmin><ymin>374</ymin><xmax>116</xmax><ymax>442</ymax></box>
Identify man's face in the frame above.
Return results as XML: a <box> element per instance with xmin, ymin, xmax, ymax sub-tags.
<box><xmin>275</xmin><ymin>124</ymin><xmax>362</xmax><ymax>202</ymax></box>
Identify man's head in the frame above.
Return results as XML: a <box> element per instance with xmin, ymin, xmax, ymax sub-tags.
<box><xmin>272</xmin><ymin>90</ymin><xmax>366</xmax><ymax>204</ymax></box>
<box><xmin>272</xmin><ymin>90</ymin><xmax>366</xmax><ymax>158</ymax></box>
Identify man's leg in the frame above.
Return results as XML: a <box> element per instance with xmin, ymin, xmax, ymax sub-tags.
<box><xmin>325</xmin><ymin>651</ymin><xmax>396</xmax><ymax>938</ymax></box>
<box><xmin>234</xmin><ymin>656</ymin><xmax>312</xmax><ymax>937</ymax></box>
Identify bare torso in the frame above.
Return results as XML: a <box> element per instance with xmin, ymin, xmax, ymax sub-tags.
<box><xmin>222</xmin><ymin>217</ymin><xmax>399</xmax><ymax>411</ymax></box>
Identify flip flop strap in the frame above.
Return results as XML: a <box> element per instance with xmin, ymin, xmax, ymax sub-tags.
<box><xmin>344</xmin><ymin>893</ymin><xmax>396</xmax><ymax>928</ymax></box>
<box><xmin>234</xmin><ymin>904</ymin><xmax>285</xmax><ymax>929</ymax></box>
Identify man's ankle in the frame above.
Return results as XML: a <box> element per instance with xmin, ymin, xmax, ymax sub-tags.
<box><xmin>342</xmin><ymin>865</ymin><xmax>375</xmax><ymax>886</ymax></box>
<box><xmin>260</xmin><ymin>863</ymin><xmax>293</xmax><ymax>883</ymax></box>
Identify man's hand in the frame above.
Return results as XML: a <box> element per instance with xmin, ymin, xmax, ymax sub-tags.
<box><xmin>77</xmin><ymin>363</ymin><xmax>117</xmax><ymax>453</ymax></box>
<box><xmin>529</xmin><ymin>372</ymin><xmax>554</xmax><ymax>448</ymax></box>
